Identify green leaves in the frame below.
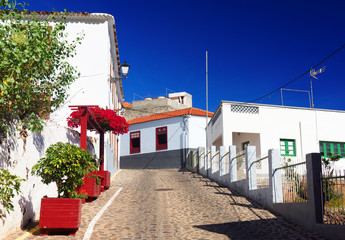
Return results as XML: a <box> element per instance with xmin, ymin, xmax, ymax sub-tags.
<box><xmin>31</xmin><ymin>142</ymin><xmax>97</xmax><ymax>198</ymax></box>
<box><xmin>0</xmin><ymin>0</ymin><xmax>84</xmax><ymax>135</ymax></box>
<box><xmin>0</xmin><ymin>168</ymin><xmax>25</xmax><ymax>217</ymax></box>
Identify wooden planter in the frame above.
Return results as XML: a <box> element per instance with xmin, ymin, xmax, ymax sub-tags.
<box><xmin>89</xmin><ymin>170</ymin><xmax>111</xmax><ymax>191</ymax></box>
<box><xmin>39</xmin><ymin>198</ymin><xmax>82</xmax><ymax>236</ymax></box>
<box><xmin>78</xmin><ymin>177</ymin><xmax>101</xmax><ymax>199</ymax></box>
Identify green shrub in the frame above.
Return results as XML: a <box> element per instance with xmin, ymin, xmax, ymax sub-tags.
<box><xmin>0</xmin><ymin>169</ymin><xmax>25</xmax><ymax>217</ymax></box>
<box><xmin>31</xmin><ymin>142</ymin><xmax>97</xmax><ymax>198</ymax></box>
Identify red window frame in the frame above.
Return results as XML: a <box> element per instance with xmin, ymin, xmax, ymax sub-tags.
<box><xmin>156</xmin><ymin>126</ymin><xmax>168</xmax><ymax>151</ymax></box>
<box><xmin>130</xmin><ymin>131</ymin><xmax>140</xmax><ymax>154</ymax></box>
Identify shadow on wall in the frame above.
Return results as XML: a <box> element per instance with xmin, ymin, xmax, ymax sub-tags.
<box><xmin>0</xmin><ymin>131</ymin><xmax>18</xmax><ymax>169</ymax></box>
<box><xmin>65</xmin><ymin>129</ymin><xmax>96</xmax><ymax>157</ymax></box>
<box><xmin>66</xmin><ymin>129</ymin><xmax>80</xmax><ymax>146</ymax></box>
<box><xmin>33</xmin><ymin>132</ymin><xmax>45</xmax><ymax>158</ymax></box>
<box><xmin>18</xmin><ymin>194</ymin><xmax>34</xmax><ymax>229</ymax></box>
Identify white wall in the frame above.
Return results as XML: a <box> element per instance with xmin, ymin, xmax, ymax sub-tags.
<box><xmin>50</xmin><ymin>19</ymin><xmax>112</xmax><ymax>125</ymax></box>
<box><xmin>206</xmin><ymin>106</ymin><xmax>224</xmax><ymax>148</ymax></box>
<box><xmin>120</xmin><ymin>117</ymin><xmax>185</xmax><ymax>156</ymax></box>
<box><xmin>46</xmin><ymin>15</ymin><xmax>122</xmax><ymax>175</ymax></box>
<box><xmin>208</xmin><ymin>101</ymin><xmax>345</xmax><ymax>163</ymax></box>
<box><xmin>0</xmin><ymin>122</ymin><xmax>98</xmax><ymax>239</ymax></box>
<box><xmin>188</xmin><ymin>116</ymin><xmax>207</xmax><ymax>149</ymax></box>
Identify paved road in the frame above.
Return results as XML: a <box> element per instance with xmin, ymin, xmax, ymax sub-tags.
<box><xmin>7</xmin><ymin>169</ymin><xmax>326</xmax><ymax>240</ymax></box>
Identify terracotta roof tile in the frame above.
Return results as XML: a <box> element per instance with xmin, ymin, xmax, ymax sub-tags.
<box><xmin>128</xmin><ymin>107</ymin><xmax>214</xmax><ymax>125</ymax></box>
<box><xmin>122</xmin><ymin>102</ymin><xmax>132</xmax><ymax>108</ymax></box>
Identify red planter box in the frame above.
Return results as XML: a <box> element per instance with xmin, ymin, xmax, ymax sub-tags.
<box><xmin>78</xmin><ymin>177</ymin><xmax>101</xmax><ymax>198</ymax></box>
<box><xmin>39</xmin><ymin>198</ymin><xmax>82</xmax><ymax>235</ymax></box>
<box><xmin>89</xmin><ymin>170</ymin><xmax>111</xmax><ymax>190</ymax></box>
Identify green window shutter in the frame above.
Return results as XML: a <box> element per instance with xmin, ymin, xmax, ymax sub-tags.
<box><xmin>280</xmin><ymin>139</ymin><xmax>296</xmax><ymax>157</ymax></box>
<box><xmin>319</xmin><ymin>141</ymin><xmax>345</xmax><ymax>158</ymax></box>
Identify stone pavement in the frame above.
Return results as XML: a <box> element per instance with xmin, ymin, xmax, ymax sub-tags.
<box><xmin>6</xmin><ymin>169</ymin><xmax>327</xmax><ymax>240</ymax></box>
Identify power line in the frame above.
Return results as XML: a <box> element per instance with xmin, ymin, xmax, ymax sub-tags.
<box><xmin>246</xmin><ymin>42</ymin><xmax>345</xmax><ymax>104</ymax></box>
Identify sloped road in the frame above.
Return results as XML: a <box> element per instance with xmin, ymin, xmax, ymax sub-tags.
<box><xmin>8</xmin><ymin>169</ymin><xmax>326</xmax><ymax>240</ymax></box>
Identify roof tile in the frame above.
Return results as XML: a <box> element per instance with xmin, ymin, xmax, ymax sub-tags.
<box><xmin>128</xmin><ymin>107</ymin><xmax>214</xmax><ymax>125</ymax></box>
<box><xmin>122</xmin><ymin>102</ymin><xmax>132</xmax><ymax>108</ymax></box>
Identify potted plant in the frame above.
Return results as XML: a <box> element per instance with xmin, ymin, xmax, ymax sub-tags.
<box><xmin>87</xmin><ymin>157</ymin><xmax>110</xmax><ymax>192</ymax></box>
<box><xmin>31</xmin><ymin>142</ymin><xmax>97</xmax><ymax>235</ymax></box>
<box><xmin>77</xmin><ymin>174</ymin><xmax>102</xmax><ymax>201</ymax></box>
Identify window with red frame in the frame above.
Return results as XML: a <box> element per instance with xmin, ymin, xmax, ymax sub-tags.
<box><xmin>156</xmin><ymin>127</ymin><xmax>167</xmax><ymax>150</ymax></box>
<box><xmin>130</xmin><ymin>131</ymin><xmax>140</xmax><ymax>154</ymax></box>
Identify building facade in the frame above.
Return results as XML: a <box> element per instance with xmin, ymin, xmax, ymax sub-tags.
<box><xmin>207</xmin><ymin>101</ymin><xmax>345</xmax><ymax>165</ymax></box>
<box><xmin>48</xmin><ymin>13</ymin><xmax>124</xmax><ymax>175</ymax></box>
<box><xmin>120</xmin><ymin>108</ymin><xmax>213</xmax><ymax>169</ymax></box>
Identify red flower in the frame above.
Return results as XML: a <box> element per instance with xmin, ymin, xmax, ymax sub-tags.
<box><xmin>67</xmin><ymin>107</ymin><xmax>129</xmax><ymax>135</ymax></box>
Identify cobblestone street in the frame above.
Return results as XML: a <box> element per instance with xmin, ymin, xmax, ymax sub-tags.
<box><xmin>8</xmin><ymin>169</ymin><xmax>326</xmax><ymax>240</ymax></box>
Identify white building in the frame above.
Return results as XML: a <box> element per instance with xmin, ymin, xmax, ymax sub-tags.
<box><xmin>0</xmin><ymin>12</ymin><xmax>126</xmax><ymax>239</ymax></box>
<box><xmin>120</xmin><ymin>108</ymin><xmax>213</xmax><ymax>169</ymax></box>
<box><xmin>207</xmin><ymin>101</ymin><xmax>345</xmax><ymax>164</ymax></box>
<box><xmin>48</xmin><ymin>12</ymin><xmax>125</xmax><ymax>175</ymax></box>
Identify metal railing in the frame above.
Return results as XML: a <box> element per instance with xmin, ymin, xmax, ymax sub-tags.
<box><xmin>274</xmin><ymin>161</ymin><xmax>307</xmax><ymax>203</ymax></box>
<box><xmin>322</xmin><ymin>170</ymin><xmax>345</xmax><ymax>225</ymax></box>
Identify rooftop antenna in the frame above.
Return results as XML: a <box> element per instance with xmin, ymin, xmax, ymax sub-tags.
<box><xmin>166</xmin><ymin>88</ymin><xmax>176</xmax><ymax>97</ymax></box>
<box><xmin>309</xmin><ymin>66</ymin><xmax>326</xmax><ymax>108</ymax></box>
<box><xmin>133</xmin><ymin>93</ymin><xmax>144</xmax><ymax>101</ymax></box>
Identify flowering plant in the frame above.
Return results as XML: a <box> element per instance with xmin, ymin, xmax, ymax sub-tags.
<box><xmin>67</xmin><ymin>106</ymin><xmax>129</xmax><ymax>135</ymax></box>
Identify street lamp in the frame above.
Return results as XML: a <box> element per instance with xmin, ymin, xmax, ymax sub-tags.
<box><xmin>110</xmin><ymin>61</ymin><xmax>130</xmax><ymax>83</ymax></box>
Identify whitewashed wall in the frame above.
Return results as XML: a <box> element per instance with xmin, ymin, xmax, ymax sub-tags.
<box><xmin>188</xmin><ymin>116</ymin><xmax>208</xmax><ymax>149</ymax></box>
<box><xmin>45</xmin><ymin>14</ymin><xmax>122</xmax><ymax>175</ymax></box>
<box><xmin>207</xmin><ymin>101</ymin><xmax>345</xmax><ymax>164</ymax></box>
<box><xmin>120</xmin><ymin>117</ymin><xmax>185</xmax><ymax>156</ymax></box>
<box><xmin>0</xmin><ymin>122</ymin><xmax>98</xmax><ymax>239</ymax></box>
<box><xmin>120</xmin><ymin>115</ymin><xmax>210</xmax><ymax>157</ymax></box>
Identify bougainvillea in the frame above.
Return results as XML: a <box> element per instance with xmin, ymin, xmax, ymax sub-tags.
<box><xmin>67</xmin><ymin>106</ymin><xmax>129</xmax><ymax>135</ymax></box>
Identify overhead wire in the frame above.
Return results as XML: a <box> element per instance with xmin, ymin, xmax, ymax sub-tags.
<box><xmin>246</xmin><ymin>42</ymin><xmax>345</xmax><ymax>104</ymax></box>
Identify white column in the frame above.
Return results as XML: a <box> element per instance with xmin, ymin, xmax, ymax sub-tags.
<box><xmin>246</xmin><ymin>145</ymin><xmax>257</xmax><ymax>190</ymax></box>
<box><xmin>211</xmin><ymin>146</ymin><xmax>217</xmax><ymax>175</ymax></box>
<box><xmin>229</xmin><ymin>145</ymin><xmax>237</xmax><ymax>182</ymax></box>
<box><xmin>219</xmin><ymin>146</ymin><xmax>226</xmax><ymax>176</ymax></box>
<box><xmin>269</xmin><ymin>149</ymin><xmax>283</xmax><ymax>203</ymax></box>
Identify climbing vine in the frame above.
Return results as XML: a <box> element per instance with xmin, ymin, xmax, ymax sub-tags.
<box><xmin>0</xmin><ymin>0</ymin><xmax>83</xmax><ymax>135</ymax></box>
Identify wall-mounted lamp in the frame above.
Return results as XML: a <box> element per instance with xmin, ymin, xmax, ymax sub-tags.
<box><xmin>110</xmin><ymin>61</ymin><xmax>130</xmax><ymax>83</ymax></box>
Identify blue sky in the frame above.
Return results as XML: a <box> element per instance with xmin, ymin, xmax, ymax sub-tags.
<box><xmin>26</xmin><ymin>0</ymin><xmax>345</xmax><ymax>112</ymax></box>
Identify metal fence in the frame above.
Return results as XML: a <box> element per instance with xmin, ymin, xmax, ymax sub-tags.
<box><xmin>322</xmin><ymin>170</ymin><xmax>345</xmax><ymax>225</ymax></box>
<box><xmin>232</xmin><ymin>150</ymin><xmax>246</xmax><ymax>181</ymax></box>
<box><xmin>275</xmin><ymin>161</ymin><xmax>307</xmax><ymax>203</ymax></box>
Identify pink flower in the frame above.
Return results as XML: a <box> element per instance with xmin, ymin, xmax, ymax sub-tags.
<box><xmin>67</xmin><ymin>107</ymin><xmax>129</xmax><ymax>135</ymax></box>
